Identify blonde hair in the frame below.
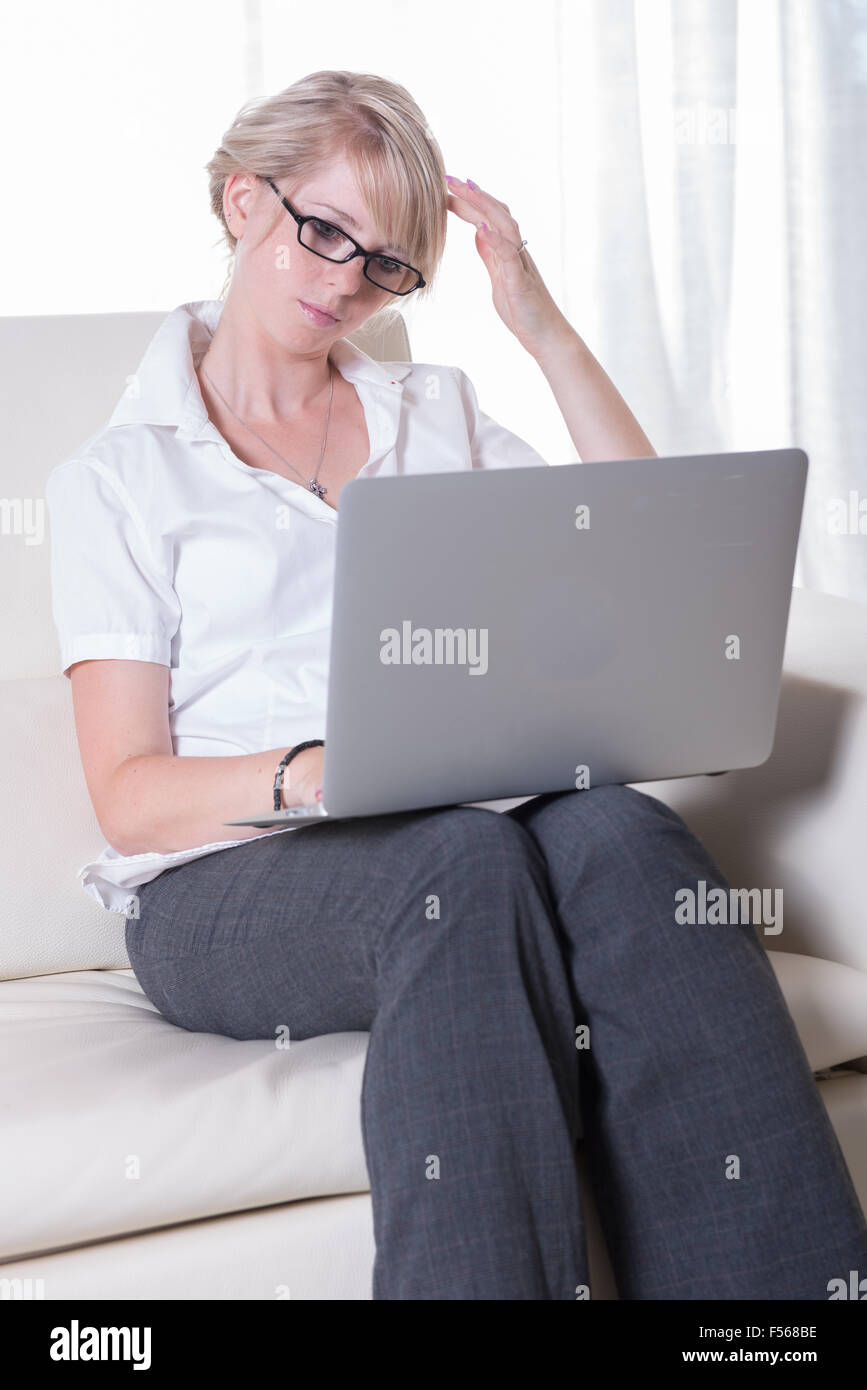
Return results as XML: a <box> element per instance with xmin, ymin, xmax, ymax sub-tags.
<box><xmin>205</xmin><ymin>70</ymin><xmax>448</xmax><ymax>324</ymax></box>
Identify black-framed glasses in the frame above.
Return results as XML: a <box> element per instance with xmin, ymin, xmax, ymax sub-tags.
<box><xmin>262</xmin><ymin>177</ymin><xmax>425</xmax><ymax>296</ymax></box>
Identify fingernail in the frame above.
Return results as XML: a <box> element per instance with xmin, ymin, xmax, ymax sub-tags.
<box><xmin>466</xmin><ymin>178</ymin><xmax>478</xmax><ymax>190</ymax></box>
<box><xmin>445</xmin><ymin>175</ymin><xmax>457</xmax><ymax>185</ymax></box>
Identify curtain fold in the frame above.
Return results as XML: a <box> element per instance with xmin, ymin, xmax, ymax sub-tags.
<box><xmin>557</xmin><ymin>0</ymin><xmax>866</xmax><ymax>600</ymax></box>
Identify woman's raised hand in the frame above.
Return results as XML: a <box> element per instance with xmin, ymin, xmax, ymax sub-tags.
<box><xmin>444</xmin><ymin>174</ymin><xmax>571</xmax><ymax>361</ymax></box>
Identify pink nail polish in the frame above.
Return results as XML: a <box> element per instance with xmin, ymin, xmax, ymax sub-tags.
<box><xmin>467</xmin><ymin>178</ymin><xmax>478</xmax><ymax>190</ymax></box>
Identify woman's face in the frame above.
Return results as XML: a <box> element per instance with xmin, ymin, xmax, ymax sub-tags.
<box><xmin>228</xmin><ymin>153</ymin><xmax>403</xmax><ymax>349</ymax></box>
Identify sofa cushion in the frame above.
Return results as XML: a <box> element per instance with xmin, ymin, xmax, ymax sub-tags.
<box><xmin>0</xmin><ymin>969</ymin><xmax>369</xmax><ymax>1262</ymax></box>
<box><xmin>0</xmin><ymin>1192</ymin><xmax>378</xmax><ymax>1301</ymax></box>
<box><xmin>2</xmin><ymin>955</ymin><xmax>865</xmax><ymax>1262</ymax></box>
<box><xmin>766</xmin><ymin>952</ymin><xmax>867</xmax><ymax>1072</ymax></box>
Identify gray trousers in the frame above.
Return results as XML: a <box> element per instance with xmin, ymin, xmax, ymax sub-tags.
<box><xmin>125</xmin><ymin>784</ymin><xmax>867</xmax><ymax>1299</ymax></box>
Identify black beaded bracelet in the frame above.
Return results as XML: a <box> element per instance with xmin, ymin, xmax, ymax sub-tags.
<box><xmin>274</xmin><ymin>740</ymin><xmax>325</xmax><ymax>811</ymax></box>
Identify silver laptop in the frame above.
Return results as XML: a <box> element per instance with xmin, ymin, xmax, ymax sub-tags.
<box><xmin>224</xmin><ymin>447</ymin><xmax>807</xmax><ymax>830</ymax></box>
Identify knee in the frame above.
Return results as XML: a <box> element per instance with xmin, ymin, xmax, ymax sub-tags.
<box><xmin>379</xmin><ymin>807</ymin><xmax>547</xmax><ymax>939</ymax></box>
<box><xmin>374</xmin><ymin>807</ymin><xmax>562</xmax><ymax>978</ymax></box>
<box><xmin>587</xmin><ymin>782</ymin><xmax>684</xmax><ymax>831</ymax></box>
<box><xmin>400</xmin><ymin>804</ymin><xmax>544</xmax><ymax>884</ymax></box>
<box><xmin>523</xmin><ymin>783</ymin><xmax>693</xmax><ymax>866</ymax></box>
<box><xmin>539</xmin><ymin>782</ymin><xmax>677</xmax><ymax>830</ymax></box>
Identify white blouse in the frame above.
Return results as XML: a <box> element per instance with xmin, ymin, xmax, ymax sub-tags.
<box><xmin>45</xmin><ymin>299</ymin><xmax>550</xmax><ymax>915</ymax></box>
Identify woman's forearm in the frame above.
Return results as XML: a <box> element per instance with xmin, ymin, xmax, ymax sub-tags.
<box><xmin>533</xmin><ymin>325</ymin><xmax>656</xmax><ymax>463</ymax></box>
<box><xmin>106</xmin><ymin>744</ymin><xmax>321</xmax><ymax>857</ymax></box>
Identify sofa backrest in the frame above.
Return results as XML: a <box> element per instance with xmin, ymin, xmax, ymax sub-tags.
<box><xmin>0</xmin><ymin>308</ymin><xmax>410</xmax><ymax>980</ymax></box>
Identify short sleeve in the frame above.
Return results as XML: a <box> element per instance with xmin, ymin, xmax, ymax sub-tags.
<box><xmin>45</xmin><ymin>457</ymin><xmax>181</xmax><ymax>677</ymax></box>
<box><xmin>450</xmin><ymin>365</ymin><xmax>550</xmax><ymax>471</ymax></box>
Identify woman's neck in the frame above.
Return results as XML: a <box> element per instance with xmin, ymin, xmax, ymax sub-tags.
<box><xmin>197</xmin><ymin>302</ymin><xmax>334</xmax><ymax>423</ymax></box>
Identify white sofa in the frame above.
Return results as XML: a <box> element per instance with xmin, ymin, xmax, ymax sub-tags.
<box><xmin>2</xmin><ymin>310</ymin><xmax>866</xmax><ymax>1300</ymax></box>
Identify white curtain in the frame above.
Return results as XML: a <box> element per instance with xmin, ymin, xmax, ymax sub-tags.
<box><xmin>5</xmin><ymin>0</ymin><xmax>865</xmax><ymax>598</ymax></box>
<box><xmin>557</xmin><ymin>0</ymin><xmax>867</xmax><ymax>601</ymax></box>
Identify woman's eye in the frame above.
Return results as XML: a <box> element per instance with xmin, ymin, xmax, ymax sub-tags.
<box><xmin>375</xmin><ymin>256</ymin><xmax>402</xmax><ymax>272</ymax></box>
<box><xmin>313</xmin><ymin>220</ymin><xmax>338</xmax><ymax>238</ymax></box>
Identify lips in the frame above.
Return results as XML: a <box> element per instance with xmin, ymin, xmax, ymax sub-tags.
<box><xmin>300</xmin><ymin>300</ymin><xmax>340</xmax><ymax>322</ymax></box>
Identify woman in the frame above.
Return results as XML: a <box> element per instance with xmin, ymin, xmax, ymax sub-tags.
<box><xmin>46</xmin><ymin>70</ymin><xmax>867</xmax><ymax>1300</ymax></box>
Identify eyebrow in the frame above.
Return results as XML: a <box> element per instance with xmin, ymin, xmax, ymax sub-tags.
<box><xmin>309</xmin><ymin>202</ymin><xmax>407</xmax><ymax>259</ymax></box>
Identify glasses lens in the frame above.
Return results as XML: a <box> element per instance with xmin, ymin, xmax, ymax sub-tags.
<box><xmin>300</xmin><ymin>217</ymin><xmax>356</xmax><ymax>262</ymax></box>
<box><xmin>300</xmin><ymin>218</ymin><xmax>419</xmax><ymax>294</ymax></box>
<box><xmin>365</xmin><ymin>256</ymin><xmax>420</xmax><ymax>294</ymax></box>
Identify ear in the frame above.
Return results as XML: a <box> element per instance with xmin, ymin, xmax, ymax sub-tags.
<box><xmin>225</xmin><ymin>172</ymin><xmax>258</xmax><ymax>230</ymax></box>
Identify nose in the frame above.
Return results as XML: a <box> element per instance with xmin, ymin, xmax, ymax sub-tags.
<box><xmin>323</xmin><ymin>254</ymin><xmax>368</xmax><ymax>295</ymax></box>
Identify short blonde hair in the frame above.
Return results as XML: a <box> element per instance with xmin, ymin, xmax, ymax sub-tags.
<box><xmin>205</xmin><ymin>70</ymin><xmax>448</xmax><ymax>321</ymax></box>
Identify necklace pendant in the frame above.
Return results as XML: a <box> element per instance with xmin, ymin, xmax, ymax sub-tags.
<box><xmin>309</xmin><ymin>480</ymin><xmax>327</xmax><ymax>498</ymax></box>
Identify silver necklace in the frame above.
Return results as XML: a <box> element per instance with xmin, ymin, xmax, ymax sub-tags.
<box><xmin>201</xmin><ymin>360</ymin><xmax>334</xmax><ymax>500</ymax></box>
